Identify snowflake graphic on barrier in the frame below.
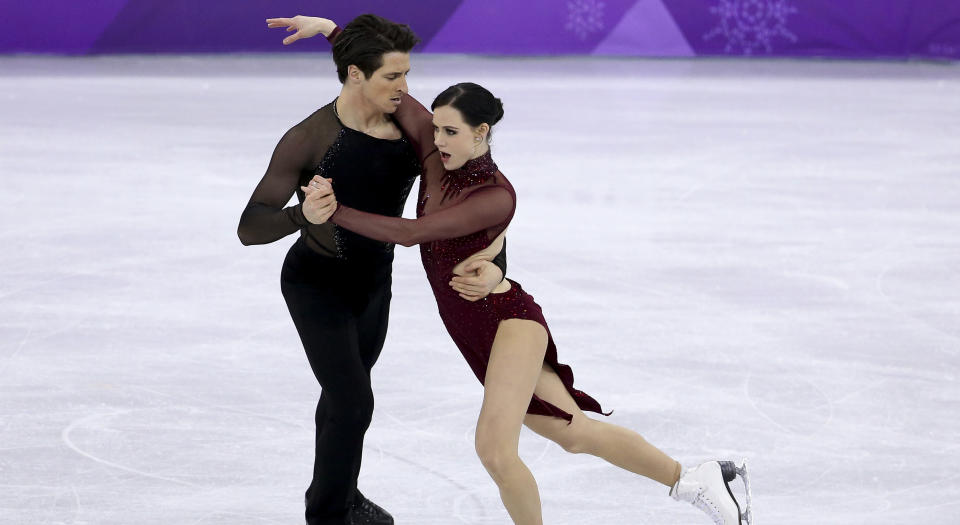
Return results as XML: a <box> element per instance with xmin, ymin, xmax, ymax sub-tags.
<box><xmin>704</xmin><ymin>0</ymin><xmax>798</xmax><ymax>55</ymax></box>
<box><xmin>565</xmin><ymin>0</ymin><xmax>606</xmax><ymax>41</ymax></box>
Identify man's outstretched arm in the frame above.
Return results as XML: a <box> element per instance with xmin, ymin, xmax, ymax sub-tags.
<box><xmin>265</xmin><ymin>16</ymin><xmax>338</xmax><ymax>45</ymax></box>
<box><xmin>274</xmin><ymin>16</ymin><xmax>508</xmax><ymax>299</ymax></box>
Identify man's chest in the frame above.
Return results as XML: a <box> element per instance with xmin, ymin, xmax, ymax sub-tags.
<box><xmin>316</xmin><ymin>132</ymin><xmax>419</xmax><ymax>210</ymax></box>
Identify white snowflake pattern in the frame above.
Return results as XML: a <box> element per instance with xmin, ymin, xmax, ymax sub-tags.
<box><xmin>704</xmin><ymin>0</ymin><xmax>798</xmax><ymax>55</ymax></box>
<box><xmin>565</xmin><ymin>0</ymin><xmax>606</xmax><ymax>41</ymax></box>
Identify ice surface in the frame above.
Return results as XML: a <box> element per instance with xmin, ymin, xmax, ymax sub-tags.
<box><xmin>1</xmin><ymin>54</ymin><xmax>959</xmax><ymax>524</ymax></box>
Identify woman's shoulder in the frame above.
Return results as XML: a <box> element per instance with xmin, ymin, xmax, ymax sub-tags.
<box><xmin>492</xmin><ymin>170</ymin><xmax>516</xmax><ymax>198</ymax></box>
<box><xmin>462</xmin><ymin>172</ymin><xmax>516</xmax><ymax>206</ymax></box>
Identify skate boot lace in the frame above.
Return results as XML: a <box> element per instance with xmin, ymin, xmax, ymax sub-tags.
<box><xmin>691</xmin><ymin>487</ymin><xmax>724</xmax><ymax>525</ymax></box>
<box><xmin>672</xmin><ymin>459</ymin><xmax>751</xmax><ymax>525</ymax></box>
<box><xmin>672</xmin><ymin>479</ymin><xmax>724</xmax><ymax>525</ymax></box>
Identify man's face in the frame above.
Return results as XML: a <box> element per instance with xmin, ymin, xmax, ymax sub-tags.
<box><xmin>358</xmin><ymin>52</ymin><xmax>410</xmax><ymax>114</ymax></box>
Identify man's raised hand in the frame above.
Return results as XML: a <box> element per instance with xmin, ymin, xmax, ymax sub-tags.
<box><xmin>266</xmin><ymin>16</ymin><xmax>336</xmax><ymax>45</ymax></box>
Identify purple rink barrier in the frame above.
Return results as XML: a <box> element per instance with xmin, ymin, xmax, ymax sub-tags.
<box><xmin>1</xmin><ymin>0</ymin><xmax>959</xmax><ymax>59</ymax></box>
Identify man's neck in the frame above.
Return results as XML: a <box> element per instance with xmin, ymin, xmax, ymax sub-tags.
<box><xmin>336</xmin><ymin>88</ymin><xmax>388</xmax><ymax>132</ymax></box>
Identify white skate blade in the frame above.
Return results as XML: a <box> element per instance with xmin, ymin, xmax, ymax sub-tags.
<box><xmin>734</xmin><ymin>458</ymin><xmax>753</xmax><ymax>525</ymax></box>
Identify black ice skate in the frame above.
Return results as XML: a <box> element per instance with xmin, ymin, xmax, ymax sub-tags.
<box><xmin>347</xmin><ymin>490</ymin><xmax>394</xmax><ymax>525</ymax></box>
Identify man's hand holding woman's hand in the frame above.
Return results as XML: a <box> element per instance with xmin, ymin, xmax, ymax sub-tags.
<box><xmin>300</xmin><ymin>175</ymin><xmax>337</xmax><ymax>225</ymax></box>
<box><xmin>450</xmin><ymin>261</ymin><xmax>504</xmax><ymax>302</ymax></box>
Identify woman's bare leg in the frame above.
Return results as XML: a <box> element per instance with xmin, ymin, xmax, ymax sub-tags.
<box><xmin>524</xmin><ymin>365</ymin><xmax>681</xmax><ymax>487</ymax></box>
<box><xmin>476</xmin><ymin>319</ymin><xmax>549</xmax><ymax>525</ymax></box>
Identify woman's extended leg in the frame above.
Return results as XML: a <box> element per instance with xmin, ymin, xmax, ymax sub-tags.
<box><xmin>476</xmin><ymin>319</ymin><xmax>549</xmax><ymax>525</ymax></box>
<box><xmin>523</xmin><ymin>364</ymin><xmax>681</xmax><ymax>487</ymax></box>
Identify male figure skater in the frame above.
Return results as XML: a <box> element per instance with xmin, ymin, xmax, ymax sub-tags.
<box><xmin>238</xmin><ymin>14</ymin><xmax>507</xmax><ymax>525</ymax></box>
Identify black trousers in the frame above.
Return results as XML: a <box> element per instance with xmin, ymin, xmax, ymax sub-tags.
<box><xmin>281</xmin><ymin>239</ymin><xmax>392</xmax><ymax>525</ymax></box>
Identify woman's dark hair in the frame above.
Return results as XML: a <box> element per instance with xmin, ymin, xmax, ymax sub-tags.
<box><xmin>332</xmin><ymin>14</ymin><xmax>420</xmax><ymax>84</ymax></box>
<box><xmin>431</xmin><ymin>83</ymin><xmax>504</xmax><ymax>140</ymax></box>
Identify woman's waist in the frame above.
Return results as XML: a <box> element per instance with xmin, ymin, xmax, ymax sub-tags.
<box><xmin>428</xmin><ymin>276</ymin><xmax>521</xmax><ymax>308</ymax></box>
<box><xmin>420</xmin><ymin>233</ymin><xmax>492</xmax><ymax>263</ymax></box>
<box><xmin>421</xmin><ymin>249</ymin><xmax>494</xmax><ymax>277</ymax></box>
<box><xmin>431</xmin><ymin>279</ymin><xmax>541</xmax><ymax>335</ymax></box>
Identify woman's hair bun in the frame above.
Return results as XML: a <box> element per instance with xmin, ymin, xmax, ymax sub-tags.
<box><xmin>432</xmin><ymin>82</ymin><xmax>505</xmax><ymax>134</ymax></box>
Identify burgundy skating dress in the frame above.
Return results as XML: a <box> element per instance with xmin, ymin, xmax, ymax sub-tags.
<box><xmin>330</xmin><ymin>95</ymin><xmax>606</xmax><ymax>422</ymax></box>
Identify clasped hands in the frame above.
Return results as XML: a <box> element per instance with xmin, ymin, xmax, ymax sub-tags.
<box><xmin>270</xmin><ymin>16</ymin><xmax>502</xmax><ymax>301</ymax></box>
<box><xmin>301</xmin><ymin>175</ymin><xmax>337</xmax><ymax>225</ymax></box>
<box><xmin>298</xmin><ymin>175</ymin><xmax>501</xmax><ymax>302</ymax></box>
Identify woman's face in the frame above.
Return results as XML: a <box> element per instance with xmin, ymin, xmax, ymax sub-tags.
<box><xmin>432</xmin><ymin>105</ymin><xmax>487</xmax><ymax>170</ymax></box>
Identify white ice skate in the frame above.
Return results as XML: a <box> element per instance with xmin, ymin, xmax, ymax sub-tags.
<box><xmin>670</xmin><ymin>459</ymin><xmax>752</xmax><ymax>525</ymax></box>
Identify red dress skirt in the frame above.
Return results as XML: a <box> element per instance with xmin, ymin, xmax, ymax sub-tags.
<box><xmin>329</xmin><ymin>95</ymin><xmax>607</xmax><ymax>422</ymax></box>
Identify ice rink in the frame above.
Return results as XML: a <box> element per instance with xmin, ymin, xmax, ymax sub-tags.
<box><xmin>1</xmin><ymin>54</ymin><xmax>958</xmax><ymax>524</ymax></box>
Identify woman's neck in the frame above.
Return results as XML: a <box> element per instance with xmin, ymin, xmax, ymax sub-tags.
<box><xmin>469</xmin><ymin>142</ymin><xmax>490</xmax><ymax>160</ymax></box>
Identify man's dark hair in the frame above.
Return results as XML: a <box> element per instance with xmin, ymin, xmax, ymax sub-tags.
<box><xmin>332</xmin><ymin>14</ymin><xmax>420</xmax><ymax>84</ymax></box>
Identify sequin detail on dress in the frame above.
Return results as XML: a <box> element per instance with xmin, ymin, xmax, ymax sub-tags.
<box><xmin>329</xmin><ymin>98</ymin><xmax>608</xmax><ymax>423</ymax></box>
<box><xmin>440</xmin><ymin>153</ymin><xmax>497</xmax><ymax>202</ymax></box>
<box><xmin>419</xmin><ymin>153</ymin><xmax>607</xmax><ymax>422</ymax></box>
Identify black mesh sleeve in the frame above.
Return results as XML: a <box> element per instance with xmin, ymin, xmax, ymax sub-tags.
<box><xmin>237</xmin><ymin>126</ymin><xmax>312</xmax><ymax>246</ymax></box>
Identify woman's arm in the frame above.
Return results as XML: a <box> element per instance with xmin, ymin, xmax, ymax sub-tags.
<box><xmin>277</xmin><ymin>19</ymin><xmax>507</xmax><ymax>290</ymax></box>
<box><xmin>328</xmin><ymin>185</ymin><xmax>513</xmax><ymax>248</ymax></box>
<box><xmin>392</xmin><ymin>94</ymin><xmax>439</xmax><ymax>165</ymax></box>
<box><xmin>268</xmin><ymin>17</ymin><xmax>436</xmax><ymax>163</ymax></box>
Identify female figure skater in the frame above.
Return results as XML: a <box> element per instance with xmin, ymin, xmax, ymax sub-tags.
<box><xmin>301</xmin><ymin>81</ymin><xmax>753</xmax><ymax>525</ymax></box>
